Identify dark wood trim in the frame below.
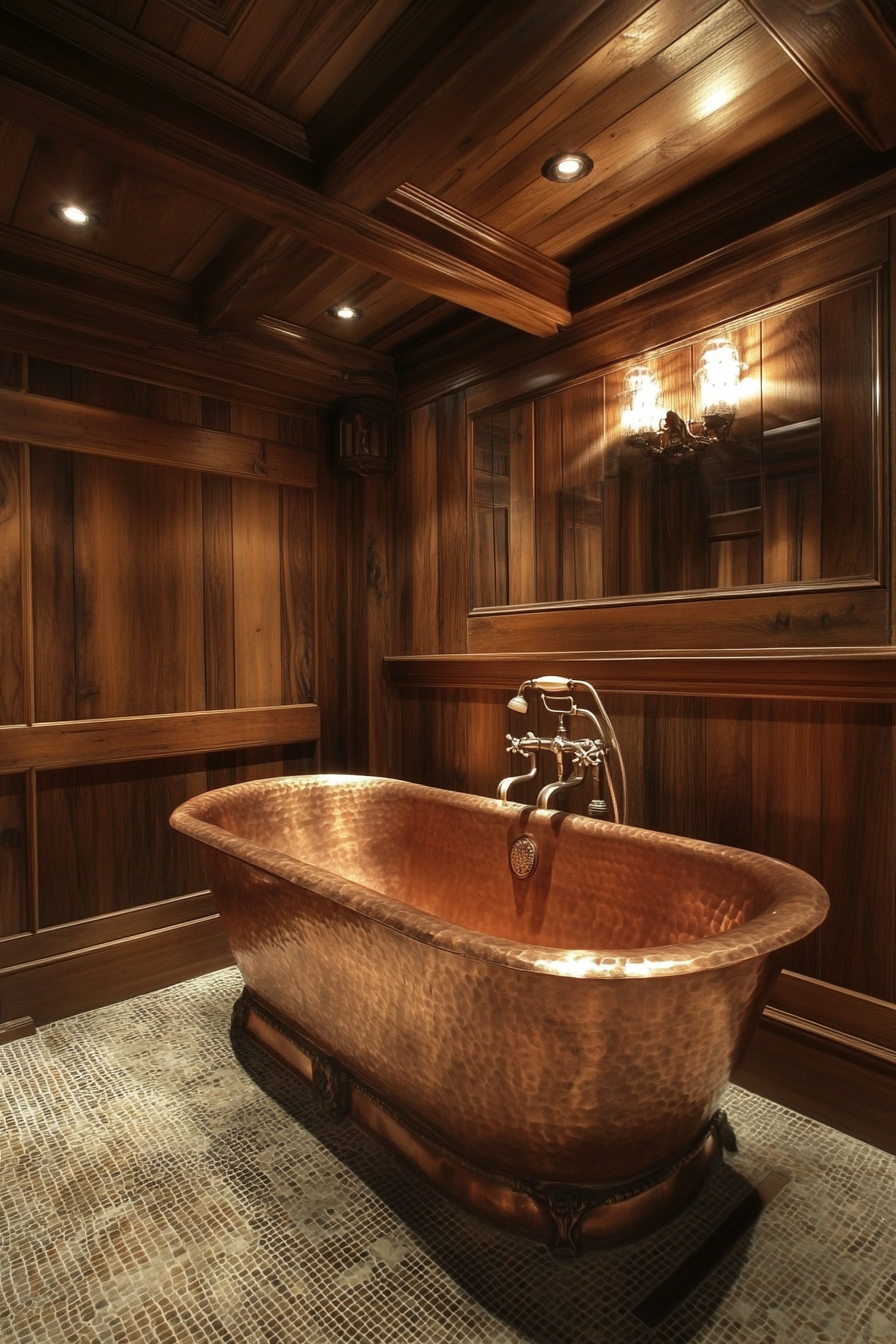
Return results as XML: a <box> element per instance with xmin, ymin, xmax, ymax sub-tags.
<box><xmin>386</xmin><ymin>641</ymin><xmax>896</xmax><ymax>702</ymax></box>
<box><xmin>0</xmin><ymin>390</ymin><xmax>318</xmax><ymax>488</ymax></box>
<box><xmin>462</xmin><ymin>587</ymin><xmax>888</xmax><ymax>655</ymax></box>
<box><xmin>0</xmin><ymin>890</ymin><xmax>217</xmax><ymax>971</ymax></box>
<box><xmin>0</xmin><ymin>11</ymin><xmax>569</xmax><ymax>337</ymax></box>
<box><xmin>735</xmin><ymin>1006</ymin><xmax>896</xmax><ymax>1156</ymax></box>
<box><xmin>0</xmin><ymin>704</ymin><xmax>321</xmax><ymax>773</ymax></box>
<box><xmin>0</xmin><ymin>914</ymin><xmax>233</xmax><ymax>1025</ymax></box>
<box><xmin>0</xmin><ymin>1016</ymin><xmax>35</xmax><ymax>1043</ymax></box>
<box><xmin>739</xmin><ymin>0</ymin><xmax>896</xmax><ymax>151</ymax></box>
<box><xmin>3</xmin><ymin>0</ymin><xmax>310</xmax><ymax>155</ymax></box>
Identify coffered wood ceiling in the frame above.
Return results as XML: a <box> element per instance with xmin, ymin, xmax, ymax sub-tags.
<box><xmin>1</xmin><ymin>0</ymin><xmax>896</xmax><ymax>403</ymax></box>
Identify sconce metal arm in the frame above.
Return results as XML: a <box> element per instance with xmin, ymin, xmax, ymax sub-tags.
<box><xmin>627</xmin><ymin>408</ymin><xmax>734</xmax><ymax>459</ymax></box>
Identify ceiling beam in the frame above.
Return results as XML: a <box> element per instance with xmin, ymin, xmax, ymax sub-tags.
<box><xmin>196</xmin><ymin>183</ymin><xmax>569</xmax><ymax>333</ymax></box>
<box><xmin>0</xmin><ymin>226</ymin><xmax>396</xmax><ymax>406</ymax></box>
<box><xmin>0</xmin><ymin>10</ymin><xmax>569</xmax><ymax>336</ymax></box>
<box><xmin>739</xmin><ymin>0</ymin><xmax>896</xmax><ymax>151</ymax></box>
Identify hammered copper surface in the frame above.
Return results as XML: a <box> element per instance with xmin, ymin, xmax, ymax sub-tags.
<box><xmin>170</xmin><ymin>775</ymin><xmax>828</xmax><ymax>1190</ymax></box>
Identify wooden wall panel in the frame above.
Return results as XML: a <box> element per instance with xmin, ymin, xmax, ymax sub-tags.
<box><xmin>231</xmin><ymin>477</ymin><xmax>282</xmax><ymax>707</ymax></box>
<box><xmin>0</xmin><ymin>441</ymin><xmax>24</xmax><ymax>726</ymax></box>
<box><xmin>704</xmin><ymin>698</ymin><xmax>752</xmax><ymax>851</ymax></box>
<box><xmin>0</xmin><ymin>772</ymin><xmax>28</xmax><ymax>937</ymax></box>
<box><xmin>643</xmin><ymin>694</ymin><xmax>706</xmax><ymax>840</ymax></box>
<box><xmin>281</xmin><ymin>485</ymin><xmax>315</xmax><ymax>705</ymax></box>
<box><xmin>436</xmin><ymin>392</ymin><xmax>468</xmax><ymax>655</ymax></box>
<box><xmin>72</xmin><ymin>456</ymin><xmax>206</xmax><ymax>718</ymax></box>
<box><xmin>534</xmin><ymin>392</ymin><xmax>562</xmax><ymax>603</ymax></box>
<box><xmin>36</xmin><ymin>754</ymin><xmax>208</xmax><ymax>927</ymax></box>
<box><xmin>201</xmin><ymin>473</ymin><xmax>235</xmax><ymax>711</ymax></box>
<box><xmin>30</xmin><ymin>447</ymin><xmax>76</xmax><ymax>723</ymax></box>
<box><xmin>507</xmin><ymin>402</ymin><xmax>535</xmax><ymax>606</ymax></box>
<box><xmin>819</xmin><ymin>703</ymin><xmax>896</xmax><ymax>1002</ymax></box>
<box><xmin>409</xmin><ymin>404</ymin><xmax>440</xmax><ymax>655</ymax></box>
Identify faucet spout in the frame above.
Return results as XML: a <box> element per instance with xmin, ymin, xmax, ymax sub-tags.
<box><xmin>537</xmin><ymin>765</ymin><xmax>586</xmax><ymax>811</ymax></box>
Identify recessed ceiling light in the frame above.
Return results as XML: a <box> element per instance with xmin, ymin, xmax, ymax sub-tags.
<box><xmin>328</xmin><ymin>303</ymin><xmax>363</xmax><ymax>321</ymax></box>
<box><xmin>541</xmin><ymin>152</ymin><xmax>593</xmax><ymax>183</ymax></box>
<box><xmin>50</xmin><ymin>202</ymin><xmax>98</xmax><ymax>227</ymax></box>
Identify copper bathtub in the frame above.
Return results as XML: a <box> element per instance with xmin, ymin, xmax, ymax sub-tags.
<box><xmin>170</xmin><ymin>774</ymin><xmax>828</xmax><ymax>1254</ymax></box>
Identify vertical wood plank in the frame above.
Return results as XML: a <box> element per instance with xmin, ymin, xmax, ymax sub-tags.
<box><xmin>0</xmin><ymin>350</ymin><xmax>23</xmax><ymax>389</ymax></box>
<box><xmin>280</xmin><ymin>485</ymin><xmax>315</xmax><ymax>705</ymax></box>
<box><xmin>705</xmin><ymin>698</ymin><xmax>752</xmax><ymax>850</ymax></box>
<box><xmin>464</xmin><ymin>691</ymin><xmax>511</xmax><ymax>800</ymax></box>
<box><xmin>819</xmin><ymin>703</ymin><xmax>896</xmax><ymax>1001</ymax></box>
<box><xmin>762</xmin><ymin>301</ymin><xmax>821</xmax><ymax>583</ymax></box>
<box><xmin>0</xmin><ymin>773</ymin><xmax>28</xmax><ymax>937</ymax></box>
<box><xmin>316</xmin><ymin>421</ymin><xmax>350</xmax><ymax>771</ymax></box>
<box><xmin>600</xmin><ymin>691</ymin><xmax>645</xmax><ymax>826</ymax></box>
<box><xmin>409</xmin><ymin>404</ymin><xmax>439</xmax><ymax>654</ymax></box>
<box><xmin>534</xmin><ymin>392</ymin><xmax>562</xmax><ymax>602</ymax></box>
<box><xmin>231</xmin><ymin>477</ymin><xmax>282</xmax><ymax>708</ymax></box>
<box><xmin>363</xmin><ymin>475</ymin><xmax>399</xmax><ymax>778</ymax></box>
<box><xmin>820</xmin><ymin>281</ymin><xmax>876</xmax><ymax>578</ymax></box>
<box><xmin>72</xmin><ymin>457</ymin><xmax>205</xmax><ymax>718</ymax></box>
<box><xmin>36</xmin><ymin>756</ymin><xmax>208</xmax><ymax>925</ymax></box>
<box><xmin>27</xmin><ymin>359</ymin><xmax>72</xmax><ymax>399</ymax></box>
<box><xmin>0</xmin><ymin>441</ymin><xmax>24</xmax><ymax>725</ymax></box>
<box><xmin>508</xmin><ymin>401</ymin><xmax>535</xmax><ymax>605</ymax></box>
<box><xmin>30</xmin><ymin>447</ymin><xmax>77</xmax><ymax>723</ymax></box>
<box><xmin>751</xmin><ymin>700</ymin><xmax>823</xmax><ymax>977</ymax></box>
<box><xmin>201</xmin><ymin>473</ymin><xmax>235</xmax><ymax>711</ymax></box>
<box><xmin>643</xmin><ymin>695</ymin><xmax>706</xmax><ymax>839</ymax></box>
<box><xmin>437</xmin><ymin>391</ymin><xmax>468</xmax><ymax>653</ymax></box>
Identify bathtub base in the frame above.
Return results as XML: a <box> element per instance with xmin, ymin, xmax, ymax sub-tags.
<box><xmin>234</xmin><ymin>988</ymin><xmax>729</xmax><ymax>1255</ymax></box>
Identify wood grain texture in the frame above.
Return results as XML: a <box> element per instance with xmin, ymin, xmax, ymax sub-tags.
<box><xmin>739</xmin><ymin>0</ymin><xmax>896</xmax><ymax>150</ymax></box>
<box><xmin>467</xmin><ymin>586</ymin><xmax>887</xmax><ymax>653</ymax></box>
<box><xmin>71</xmin><ymin>455</ymin><xmax>205</xmax><ymax>718</ymax></box>
<box><xmin>0</xmin><ymin>389</ymin><xmax>318</xmax><ymax>487</ymax></box>
<box><xmin>819</xmin><ymin>702</ymin><xmax>896</xmax><ymax>1001</ymax></box>
<box><xmin>0</xmin><ymin>913</ymin><xmax>233</xmax><ymax>1025</ymax></box>
<box><xmin>201</xmin><ymin>473</ymin><xmax>235</xmax><ymax>710</ymax></box>
<box><xmin>231</xmin><ymin>476</ymin><xmax>282</xmax><ymax>708</ymax></box>
<box><xmin>820</xmin><ymin>281</ymin><xmax>877</xmax><ymax>580</ymax></box>
<box><xmin>0</xmin><ymin>441</ymin><xmax>24</xmax><ymax>726</ymax></box>
<box><xmin>0</xmin><ymin>704</ymin><xmax>321</xmax><ymax>772</ymax></box>
<box><xmin>385</xmin><ymin>646</ymin><xmax>896</xmax><ymax>701</ymax></box>
<box><xmin>280</xmin><ymin>485</ymin><xmax>315</xmax><ymax>705</ymax></box>
<box><xmin>35</xmin><ymin>753</ymin><xmax>208</xmax><ymax>924</ymax></box>
<box><xmin>435</xmin><ymin>392</ymin><xmax>468</xmax><ymax>654</ymax></box>
<box><xmin>0</xmin><ymin>771</ymin><xmax>27</xmax><ymax>936</ymax></box>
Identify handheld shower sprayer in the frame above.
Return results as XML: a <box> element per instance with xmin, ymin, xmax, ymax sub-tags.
<box><xmin>498</xmin><ymin>676</ymin><xmax>628</xmax><ymax>822</ymax></box>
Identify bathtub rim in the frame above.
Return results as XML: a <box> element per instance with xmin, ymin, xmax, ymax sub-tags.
<box><xmin>170</xmin><ymin>773</ymin><xmax>829</xmax><ymax>982</ymax></box>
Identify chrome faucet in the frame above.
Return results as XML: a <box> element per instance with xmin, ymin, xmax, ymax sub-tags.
<box><xmin>497</xmin><ymin>676</ymin><xmax>628</xmax><ymax>823</ymax></box>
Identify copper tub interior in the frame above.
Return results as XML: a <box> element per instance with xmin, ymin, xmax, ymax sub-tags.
<box><xmin>170</xmin><ymin>774</ymin><xmax>829</xmax><ymax>1254</ymax></box>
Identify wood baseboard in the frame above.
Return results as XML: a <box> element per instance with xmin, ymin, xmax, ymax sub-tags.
<box><xmin>736</xmin><ymin>982</ymin><xmax>896</xmax><ymax>1156</ymax></box>
<box><xmin>0</xmin><ymin>1015</ymin><xmax>35</xmax><ymax>1044</ymax></box>
<box><xmin>0</xmin><ymin>915</ymin><xmax>233</xmax><ymax>1026</ymax></box>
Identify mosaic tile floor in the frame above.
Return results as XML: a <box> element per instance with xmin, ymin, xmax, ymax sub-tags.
<box><xmin>2</xmin><ymin>967</ymin><xmax>895</xmax><ymax>1344</ymax></box>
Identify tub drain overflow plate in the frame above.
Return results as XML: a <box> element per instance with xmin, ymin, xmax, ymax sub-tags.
<box><xmin>509</xmin><ymin>835</ymin><xmax>538</xmax><ymax>879</ymax></box>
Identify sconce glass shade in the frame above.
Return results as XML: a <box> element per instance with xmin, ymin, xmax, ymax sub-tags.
<box><xmin>621</xmin><ymin>365</ymin><xmax>661</xmax><ymax>435</ymax></box>
<box><xmin>694</xmin><ymin>337</ymin><xmax>745</xmax><ymax>418</ymax></box>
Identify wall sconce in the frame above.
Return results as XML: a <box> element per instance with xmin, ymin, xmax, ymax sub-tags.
<box><xmin>624</xmin><ymin>337</ymin><xmax>746</xmax><ymax>459</ymax></box>
<box><xmin>329</xmin><ymin>397</ymin><xmax>395</xmax><ymax>476</ymax></box>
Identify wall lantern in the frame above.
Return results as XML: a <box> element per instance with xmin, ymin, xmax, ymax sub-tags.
<box><xmin>624</xmin><ymin>337</ymin><xmax>746</xmax><ymax>459</ymax></box>
<box><xmin>329</xmin><ymin>397</ymin><xmax>395</xmax><ymax>476</ymax></box>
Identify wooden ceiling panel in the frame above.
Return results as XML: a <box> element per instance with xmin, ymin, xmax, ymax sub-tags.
<box><xmin>479</xmin><ymin>24</ymin><xmax>825</xmax><ymax>250</ymax></box>
<box><xmin>529</xmin><ymin>76</ymin><xmax>830</xmax><ymax>257</ymax></box>
<box><xmin>0</xmin><ymin>0</ymin><xmax>893</xmax><ymax>378</ymax></box>
<box><xmin>0</xmin><ymin>119</ymin><xmax>36</xmax><ymax>224</ymax></box>
<box><xmin>9</xmin><ymin>133</ymin><xmax>245</xmax><ymax>279</ymax></box>
<box><xmin>425</xmin><ymin>0</ymin><xmax>747</xmax><ymax>219</ymax></box>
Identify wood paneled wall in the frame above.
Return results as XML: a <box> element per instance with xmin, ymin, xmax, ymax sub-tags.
<box><xmin>0</xmin><ymin>349</ymin><xmax>320</xmax><ymax>1022</ymax></box>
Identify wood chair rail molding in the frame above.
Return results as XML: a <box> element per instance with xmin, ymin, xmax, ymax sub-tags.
<box><xmin>0</xmin><ymin>390</ymin><xmax>317</xmax><ymax>488</ymax></box>
<box><xmin>385</xmin><ymin>646</ymin><xmax>896</xmax><ymax>703</ymax></box>
<box><xmin>0</xmin><ymin>704</ymin><xmax>320</xmax><ymax>774</ymax></box>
